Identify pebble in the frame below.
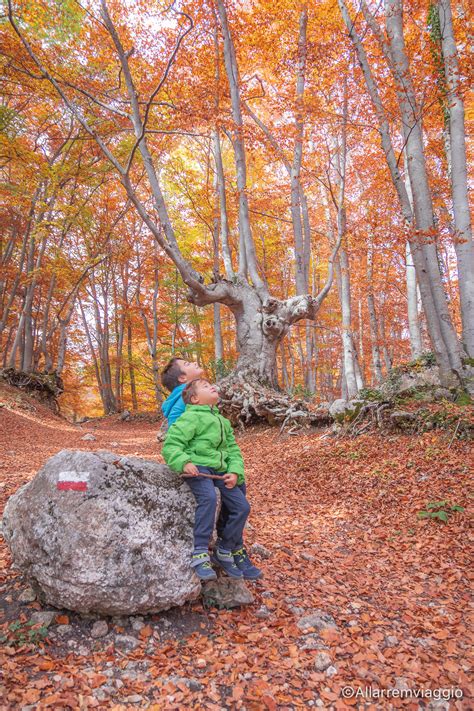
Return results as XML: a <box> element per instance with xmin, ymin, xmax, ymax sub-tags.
<box><xmin>166</xmin><ymin>675</ymin><xmax>202</xmax><ymax>691</ymax></box>
<box><xmin>115</xmin><ymin>634</ymin><xmax>139</xmax><ymax>651</ymax></box>
<box><xmin>254</xmin><ymin>605</ymin><xmax>271</xmax><ymax>619</ymax></box>
<box><xmin>301</xmin><ymin>552</ymin><xmax>316</xmax><ymax>562</ymax></box>
<box><xmin>314</xmin><ymin>652</ymin><xmax>332</xmax><ymax>671</ymax></box>
<box><xmin>131</xmin><ymin>619</ymin><xmax>144</xmax><ymax>632</ymax></box>
<box><xmin>91</xmin><ymin>620</ymin><xmax>109</xmax><ymax>638</ymax></box>
<box><xmin>56</xmin><ymin>624</ymin><xmax>73</xmax><ymax>636</ymax></box>
<box><xmin>250</xmin><ymin>543</ymin><xmax>272</xmax><ymax>559</ymax></box>
<box><xmin>326</xmin><ymin>665</ymin><xmax>338</xmax><ymax>677</ymax></box>
<box><xmin>412</xmin><ymin>637</ymin><xmax>432</xmax><ymax>648</ymax></box>
<box><xmin>195</xmin><ymin>658</ymin><xmax>207</xmax><ymax>669</ymax></box>
<box><xmin>30</xmin><ymin>611</ymin><xmax>56</xmax><ymax>627</ymax></box>
<box><xmin>300</xmin><ymin>634</ymin><xmax>329</xmax><ymax>651</ymax></box>
<box><xmin>18</xmin><ymin>587</ymin><xmax>37</xmax><ymax>603</ymax></box>
<box><xmin>81</xmin><ymin>433</ymin><xmax>96</xmax><ymax>441</ymax></box>
<box><xmin>297</xmin><ymin>610</ymin><xmax>337</xmax><ymax>632</ymax></box>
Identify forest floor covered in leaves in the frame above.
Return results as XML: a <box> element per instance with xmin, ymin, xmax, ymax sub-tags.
<box><xmin>0</xmin><ymin>383</ymin><xmax>471</xmax><ymax>710</ymax></box>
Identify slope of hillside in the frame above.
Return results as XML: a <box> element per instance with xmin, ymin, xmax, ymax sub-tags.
<box><xmin>0</xmin><ymin>386</ymin><xmax>470</xmax><ymax>709</ymax></box>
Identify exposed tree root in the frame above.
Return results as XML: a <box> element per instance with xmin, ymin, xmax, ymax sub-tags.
<box><xmin>216</xmin><ymin>371</ymin><xmax>331</xmax><ymax>431</ymax></box>
<box><xmin>335</xmin><ymin>399</ymin><xmax>473</xmax><ymax>440</ymax></box>
<box><xmin>0</xmin><ymin>368</ymin><xmax>63</xmax><ymax>413</ymax></box>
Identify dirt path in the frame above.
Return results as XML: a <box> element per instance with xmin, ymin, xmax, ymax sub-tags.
<box><xmin>0</xmin><ymin>392</ymin><xmax>471</xmax><ymax>709</ymax></box>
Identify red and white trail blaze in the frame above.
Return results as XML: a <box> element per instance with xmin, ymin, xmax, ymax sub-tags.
<box><xmin>56</xmin><ymin>471</ymin><xmax>90</xmax><ymax>492</ymax></box>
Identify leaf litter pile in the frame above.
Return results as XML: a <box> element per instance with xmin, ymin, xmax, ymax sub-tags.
<box><xmin>0</xmin><ymin>390</ymin><xmax>471</xmax><ymax>709</ymax></box>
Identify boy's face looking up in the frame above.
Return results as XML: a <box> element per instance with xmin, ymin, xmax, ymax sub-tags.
<box><xmin>176</xmin><ymin>359</ymin><xmax>204</xmax><ymax>384</ymax></box>
<box><xmin>190</xmin><ymin>379</ymin><xmax>220</xmax><ymax>406</ymax></box>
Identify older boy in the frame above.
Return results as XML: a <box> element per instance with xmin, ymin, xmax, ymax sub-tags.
<box><xmin>160</xmin><ymin>357</ymin><xmax>204</xmax><ymax>428</ymax></box>
<box><xmin>162</xmin><ymin>378</ymin><xmax>262</xmax><ymax>581</ymax></box>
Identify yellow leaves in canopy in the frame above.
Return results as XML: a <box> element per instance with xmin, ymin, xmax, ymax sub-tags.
<box><xmin>16</xmin><ymin>0</ymin><xmax>85</xmax><ymax>44</ymax></box>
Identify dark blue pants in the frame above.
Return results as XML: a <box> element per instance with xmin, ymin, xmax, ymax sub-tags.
<box><xmin>184</xmin><ymin>466</ymin><xmax>250</xmax><ymax>553</ymax></box>
<box><xmin>216</xmin><ymin>482</ymin><xmax>247</xmax><ymax>550</ymax></box>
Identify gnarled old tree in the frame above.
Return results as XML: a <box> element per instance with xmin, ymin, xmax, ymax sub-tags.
<box><xmin>7</xmin><ymin>0</ymin><xmax>341</xmax><ymax>425</ymax></box>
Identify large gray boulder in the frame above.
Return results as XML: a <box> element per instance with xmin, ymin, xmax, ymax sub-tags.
<box><xmin>2</xmin><ymin>449</ymin><xmax>202</xmax><ymax>615</ymax></box>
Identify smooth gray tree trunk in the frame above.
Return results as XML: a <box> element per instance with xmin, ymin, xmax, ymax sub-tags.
<box><xmin>437</xmin><ymin>0</ymin><xmax>474</xmax><ymax>357</ymax></box>
<box><xmin>367</xmin><ymin>245</ymin><xmax>384</xmax><ymax>383</ymax></box>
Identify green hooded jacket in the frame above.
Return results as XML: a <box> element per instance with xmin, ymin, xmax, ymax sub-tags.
<box><xmin>161</xmin><ymin>404</ymin><xmax>245</xmax><ymax>485</ymax></box>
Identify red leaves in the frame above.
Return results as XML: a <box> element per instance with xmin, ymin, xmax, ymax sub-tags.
<box><xmin>1</xmin><ymin>417</ymin><xmax>471</xmax><ymax>709</ymax></box>
<box><xmin>138</xmin><ymin>625</ymin><xmax>153</xmax><ymax>640</ymax></box>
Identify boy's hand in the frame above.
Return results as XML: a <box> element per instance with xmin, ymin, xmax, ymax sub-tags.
<box><xmin>223</xmin><ymin>473</ymin><xmax>238</xmax><ymax>489</ymax></box>
<box><xmin>183</xmin><ymin>462</ymin><xmax>200</xmax><ymax>477</ymax></box>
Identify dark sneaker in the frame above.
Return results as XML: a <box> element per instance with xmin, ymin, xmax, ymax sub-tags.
<box><xmin>211</xmin><ymin>548</ymin><xmax>243</xmax><ymax>578</ymax></box>
<box><xmin>232</xmin><ymin>547</ymin><xmax>263</xmax><ymax>580</ymax></box>
<box><xmin>191</xmin><ymin>552</ymin><xmax>217</xmax><ymax>581</ymax></box>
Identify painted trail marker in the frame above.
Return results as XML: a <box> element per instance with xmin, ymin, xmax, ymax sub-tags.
<box><xmin>57</xmin><ymin>471</ymin><xmax>90</xmax><ymax>492</ymax></box>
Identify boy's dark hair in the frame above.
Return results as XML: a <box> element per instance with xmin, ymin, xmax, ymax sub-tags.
<box><xmin>182</xmin><ymin>378</ymin><xmax>208</xmax><ymax>405</ymax></box>
<box><xmin>161</xmin><ymin>357</ymin><xmax>185</xmax><ymax>391</ymax></box>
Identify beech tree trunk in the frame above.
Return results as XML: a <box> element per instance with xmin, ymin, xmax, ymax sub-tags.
<box><xmin>136</xmin><ymin>245</ymin><xmax>162</xmax><ymax>407</ymax></box>
<box><xmin>367</xmin><ymin>245</ymin><xmax>383</xmax><ymax>383</ymax></box>
<box><xmin>127</xmin><ymin>319</ymin><xmax>138</xmax><ymax>411</ymax></box>
<box><xmin>437</xmin><ymin>0</ymin><xmax>474</xmax><ymax>357</ymax></box>
<box><xmin>384</xmin><ymin>0</ymin><xmax>463</xmax><ymax>375</ymax></box>
<box><xmin>406</xmin><ymin>243</ymin><xmax>423</xmax><ymax>359</ymax></box>
<box><xmin>403</xmin><ymin>165</ymin><xmax>423</xmax><ymax>358</ymax></box>
<box><xmin>338</xmin><ymin>248</ymin><xmax>359</xmax><ymax>399</ymax></box>
<box><xmin>339</xmin><ymin>0</ymin><xmax>466</xmax><ymax>387</ymax></box>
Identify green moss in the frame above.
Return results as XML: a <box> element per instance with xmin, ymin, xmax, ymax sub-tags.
<box><xmin>335</xmin><ymin>401</ymin><xmax>363</xmax><ymax>424</ymax></box>
<box><xmin>406</xmin><ymin>351</ymin><xmax>437</xmax><ymax>369</ymax></box>
<box><xmin>359</xmin><ymin>387</ymin><xmax>384</xmax><ymax>402</ymax></box>
<box><xmin>455</xmin><ymin>391</ymin><xmax>472</xmax><ymax>406</ymax></box>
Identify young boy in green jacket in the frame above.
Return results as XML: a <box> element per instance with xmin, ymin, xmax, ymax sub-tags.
<box><xmin>162</xmin><ymin>378</ymin><xmax>262</xmax><ymax>581</ymax></box>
